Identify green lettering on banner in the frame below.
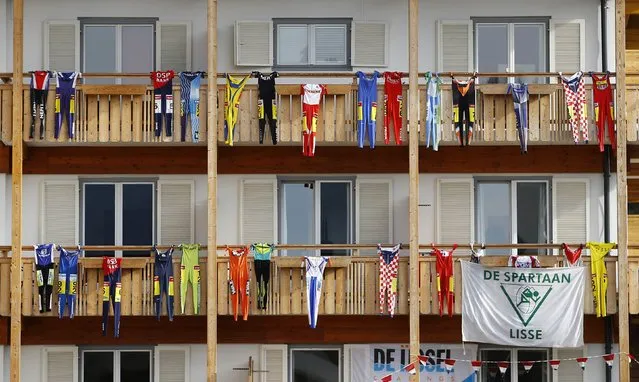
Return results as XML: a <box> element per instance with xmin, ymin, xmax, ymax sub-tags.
<box><xmin>542</xmin><ymin>274</ymin><xmax>551</xmax><ymax>283</ymax></box>
<box><xmin>500</xmin><ymin>284</ymin><xmax>553</xmax><ymax>327</ymax></box>
<box><xmin>562</xmin><ymin>273</ymin><xmax>571</xmax><ymax>283</ymax></box>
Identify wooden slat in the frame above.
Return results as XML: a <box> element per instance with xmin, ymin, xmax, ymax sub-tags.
<box><xmin>45</xmin><ymin>89</ymin><xmax>55</xmax><ymax>142</ymax></box>
<box><xmin>132</xmin><ymin>95</ymin><xmax>143</xmax><ymax>142</ymax></box>
<box><xmin>528</xmin><ymin>94</ymin><xmax>540</xmax><ymax>141</ymax></box>
<box><xmin>540</xmin><ymin>94</ymin><xmax>551</xmax><ymax>141</ymax></box>
<box><xmin>291</xmin><ymin>269</ymin><xmax>302</xmax><ymax>314</ymax></box>
<box><xmin>441</xmin><ymin>88</ymin><xmax>453</xmax><ymax>142</ymax></box>
<box><xmin>239</xmin><ymin>89</ymin><xmax>252</xmax><ymax>143</ymax></box>
<box><xmin>482</xmin><ymin>94</ymin><xmax>494</xmax><ymax>141</ymax></box>
<box><xmin>335</xmin><ymin>94</ymin><xmax>346</xmax><ymax>143</ymax></box>
<box><xmin>86</xmin><ymin>268</ymin><xmax>98</xmax><ymax>315</ymax></box>
<box><xmin>110</xmin><ymin>95</ymin><xmax>121</xmax><ymax>142</ymax></box>
<box><xmin>86</xmin><ymin>95</ymin><xmax>98</xmax><ymax>142</ymax></box>
<box><xmin>120</xmin><ymin>269</ymin><xmax>131</xmax><ymax>315</ymax></box>
<box><xmin>630</xmin><ymin>260</ymin><xmax>639</xmax><ymax>314</ymax></box>
<box><xmin>279</xmin><ymin>95</ymin><xmax>291</xmax><ymax>143</ymax></box>
<box><xmin>198</xmin><ymin>86</ymin><xmax>208</xmax><ymax>143</ymax></box>
<box><xmin>494</xmin><ymin>95</ymin><xmax>506</xmax><ymax>141</ymax></box>
<box><xmin>627</xmin><ymin>88</ymin><xmax>639</xmax><ymax>142</ymax></box>
<box><xmin>364</xmin><ymin>262</ymin><xmax>377</xmax><ymax>314</ymax></box>
<box><xmin>292</xmin><ymin>96</ymin><xmax>302</xmax><ymax>143</ymax></box>
<box><xmin>397</xmin><ymin>259</ymin><xmax>408</xmax><ymax>314</ymax></box>
<box><xmin>335</xmin><ymin>267</ymin><xmax>345</xmax><ymax>314</ymax></box>
<box><xmin>606</xmin><ymin>260</ymin><xmax>618</xmax><ymax>314</ymax></box>
<box><xmin>419</xmin><ymin>260</ymin><xmax>430</xmax><ymax>314</ymax></box>
<box><xmin>1</xmin><ymin>90</ymin><xmax>11</xmax><ymax>144</ymax></box>
<box><xmin>131</xmin><ymin>269</ymin><xmax>142</xmax><ymax>315</ymax></box>
<box><xmin>324</xmin><ymin>96</ymin><xmax>335</xmax><ymax>142</ymax></box>
<box><xmin>505</xmin><ymin>95</ymin><xmax>518</xmax><ymax>142</ymax></box>
<box><xmin>217</xmin><ymin>261</ymin><xmax>228</xmax><ymax>315</ymax></box>
<box><xmin>21</xmin><ymin>262</ymin><xmax>32</xmax><ymax>316</ymax></box>
<box><xmin>81</xmin><ymin>85</ymin><xmax>147</xmax><ymax>96</ymax></box>
<box><xmin>1</xmin><ymin>262</ymin><xmax>11</xmax><ymax>316</ymax></box>
<box><xmin>22</xmin><ymin>89</ymin><xmax>30</xmax><ymax>142</ymax></box>
<box><xmin>279</xmin><ymin>268</ymin><xmax>290</xmax><ymax>314</ymax></box>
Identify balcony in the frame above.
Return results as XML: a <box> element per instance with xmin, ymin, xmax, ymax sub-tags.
<box><xmin>0</xmin><ymin>245</ymin><xmax>622</xmax><ymax>318</ymax></box>
<box><xmin>0</xmin><ymin>76</ymin><xmax>632</xmax><ymax>146</ymax></box>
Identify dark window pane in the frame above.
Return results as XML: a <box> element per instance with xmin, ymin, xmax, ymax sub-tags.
<box><xmin>481</xmin><ymin>350</ymin><xmax>511</xmax><ymax>382</ymax></box>
<box><xmin>292</xmin><ymin>350</ymin><xmax>340</xmax><ymax>382</ymax></box>
<box><xmin>120</xmin><ymin>351</ymin><xmax>151</xmax><ymax>382</ymax></box>
<box><xmin>84</xmin><ymin>184</ymin><xmax>115</xmax><ymax>257</ymax></box>
<box><xmin>517</xmin><ymin>350</ymin><xmax>548</xmax><ymax>382</ymax></box>
<box><xmin>122</xmin><ymin>184</ymin><xmax>154</xmax><ymax>257</ymax></box>
<box><xmin>516</xmin><ymin>182</ymin><xmax>548</xmax><ymax>255</ymax></box>
<box><xmin>477</xmin><ymin>182</ymin><xmax>511</xmax><ymax>255</ymax></box>
<box><xmin>282</xmin><ymin>183</ymin><xmax>314</xmax><ymax>257</ymax></box>
<box><xmin>83</xmin><ymin>351</ymin><xmax>114</xmax><ymax>382</ymax></box>
<box><xmin>320</xmin><ymin>182</ymin><xmax>350</xmax><ymax>256</ymax></box>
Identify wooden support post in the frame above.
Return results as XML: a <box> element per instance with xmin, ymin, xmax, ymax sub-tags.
<box><xmin>10</xmin><ymin>0</ymin><xmax>23</xmax><ymax>380</ymax></box>
<box><xmin>408</xmin><ymin>0</ymin><xmax>419</xmax><ymax>379</ymax></box>
<box><xmin>206</xmin><ymin>0</ymin><xmax>218</xmax><ymax>380</ymax></box>
<box><xmin>616</xmin><ymin>0</ymin><xmax>630</xmax><ymax>380</ymax></box>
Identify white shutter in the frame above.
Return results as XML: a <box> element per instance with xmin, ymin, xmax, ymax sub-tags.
<box><xmin>40</xmin><ymin>179</ymin><xmax>79</xmax><ymax>245</ymax></box>
<box><xmin>552</xmin><ymin>178</ymin><xmax>589</xmax><ymax>248</ymax></box>
<box><xmin>437</xmin><ymin>179</ymin><xmax>474</xmax><ymax>248</ymax></box>
<box><xmin>345</xmin><ymin>345</ymin><xmax>370</xmax><ymax>382</ymax></box>
<box><xmin>154</xmin><ymin>346</ymin><xmax>189</xmax><ymax>382</ymax></box>
<box><xmin>437</xmin><ymin>20</ymin><xmax>473</xmax><ymax>72</ymax></box>
<box><xmin>42</xmin><ymin>347</ymin><xmax>78</xmax><ymax>382</ymax></box>
<box><xmin>351</xmin><ymin>22</ymin><xmax>389</xmax><ymax>67</ymax></box>
<box><xmin>156</xmin><ymin>22</ymin><xmax>192</xmax><ymax>72</ymax></box>
<box><xmin>241</xmin><ymin>179</ymin><xmax>277</xmax><ymax>243</ymax></box>
<box><xmin>357</xmin><ymin>180</ymin><xmax>392</xmax><ymax>246</ymax></box>
<box><xmin>553</xmin><ymin>348</ymin><xmax>584</xmax><ymax>382</ymax></box>
<box><xmin>158</xmin><ymin>181</ymin><xmax>195</xmax><ymax>245</ymax></box>
<box><xmin>260</xmin><ymin>345</ymin><xmax>287</xmax><ymax>382</ymax></box>
<box><xmin>550</xmin><ymin>20</ymin><xmax>585</xmax><ymax>73</ymax></box>
<box><xmin>235</xmin><ymin>20</ymin><xmax>273</xmax><ymax>67</ymax></box>
<box><xmin>43</xmin><ymin>20</ymin><xmax>80</xmax><ymax>72</ymax></box>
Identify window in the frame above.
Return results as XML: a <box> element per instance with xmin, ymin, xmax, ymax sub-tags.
<box><xmin>82</xmin><ymin>181</ymin><xmax>155</xmax><ymax>257</ymax></box>
<box><xmin>274</xmin><ymin>18</ymin><xmax>351</xmax><ymax>70</ymax></box>
<box><xmin>82</xmin><ymin>349</ymin><xmax>152</xmax><ymax>382</ymax></box>
<box><xmin>80</xmin><ymin>18</ymin><xmax>157</xmax><ymax>84</ymax></box>
<box><xmin>480</xmin><ymin>348</ymin><xmax>549</xmax><ymax>382</ymax></box>
<box><xmin>473</xmin><ymin>17</ymin><xmax>549</xmax><ymax>84</ymax></box>
<box><xmin>476</xmin><ymin>179</ymin><xmax>549</xmax><ymax>255</ymax></box>
<box><xmin>280</xmin><ymin>179</ymin><xmax>353</xmax><ymax>256</ymax></box>
<box><xmin>290</xmin><ymin>348</ymin><xmax>341</xmax><ymax>382</ymax></box>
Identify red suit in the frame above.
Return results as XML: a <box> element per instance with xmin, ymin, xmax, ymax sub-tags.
<box><xmin>433</xmin><ymin>244</ymin><xmax>457</xmax><ymax>317</ymax></box>
<box><xmin>228</xmin><ymin>246</ymin><xmax>250</xmax><ymax>321</ymax></box>
<box><xmin>591</xmin><ymin>72</ymin><xmax>616</xmax><ymax>152</ymax></box>
<box><xmin>301</xmin><ymin>84</ymin><xmax>327</xmax><ymax>157</ymax></box>
<box><xmin>383</xmin><ymin>72</ymin><xmax>403</xmax><ymax>145</ymax></box>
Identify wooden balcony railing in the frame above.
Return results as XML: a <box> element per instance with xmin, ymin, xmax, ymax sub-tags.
<box><xmin>0</xmin><ymin>244</ymin><xmax>625</xmax><ymax>317</ymax></box>
<box><xmin>1</xmin><ymin>76</ymin><xmax>638</xmax><ymax>146</ymax></box>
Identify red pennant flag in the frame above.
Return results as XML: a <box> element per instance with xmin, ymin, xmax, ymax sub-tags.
<box><xmin>549</xmin><ymin>360</ymin><xmax>560</xmax><ymax>371</ymax></box>
<box><xmin>629</xmin><ymin>354</ymin><xmax>637</xmax><ymax>364</ymax></box>
<box><xmin>418</xmin><ymin>355</ymin><xmax>430</xmax><ymax>366</ymax></box>
<box><xmin>381</xmin><ymin>375</ymin><xmax>393</xmax><ymax>382</ymax></box>
<box><xmin>576</xmin><ymin>357</ymin><xmax>589</xmax><ymax>371</ymax></box>
<box><xmin>404</xmin><ymin>362</ymin><xmax>417</xmax><ymax>375</ymax></box>
<box><xmin>444</xmin><ymin>359</ymin><xmax>455</xmax><ymax>373</ymax></box>
<box><xmin>471</xmin><ymin>361</ymin><xmax>482</xmax><ymax>373</ymax></box>
<box><xmin>498</xmin><ymin>362</ymin><xmax>509</xmax><ymax>375</ymax></box>
<box><xmin>603</xmin><ymin>354</ymin><xmax>615</xmax><ymax>367</ymax></box>
<box><xmin>521</xmin><ymin>361</ymin><xmax>534</xmax><ymax>372</ymax></box>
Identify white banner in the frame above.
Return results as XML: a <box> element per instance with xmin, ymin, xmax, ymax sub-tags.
<box><xmin>461</xmin><ymin>261</ymin><xmax>585</xmax><ymax>347</ymax></box>
<box><xmin>350</xmin><ymin>343</ymin><xmax>478</xmax><ymax>382</ymax></box>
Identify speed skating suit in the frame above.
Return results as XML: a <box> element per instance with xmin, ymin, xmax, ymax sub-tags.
<box><xmin>153</xmin><ymin>246</ymin><xmax>175</xmax><ymax>321</ymax></box>
<box><xmin>507</xmin><ymin>83</ymin><xmax>529</xmax><ymax>154</ymax></box>
<box><xmin>507</xmin><ymin>255</ymin><xmax>540</xmax><ymax>268</ymax></box>
<box><xmin>228</xmin><ymin>246</ymin><xmax>250</xmax><ymax>321</ymax></box>
<box><xmin>30</xmin><ymin>71</ymin><xmax>51</xmax><ymax>140</ymax></box>
<box><xmin>179</xmin><ymin>71</ymin><xmax>204</xmax><ymax>142</ymax></box>
<box><xmin>54</xmin><ymin>71</ymin><xmax>80</xmax><ymax>139</ymax></box>
<box><xmin>384</xmin><ymin>71</ymin><xmax>403</xmax><ymax>145</ymax></box>
<box><xmin>587</xmin><ymin>242</ymin><xmax>615</xmax><ymax>317</ymax></box>
<box><xmin>102</xmin><ymin>256</ymin><xmax>122</xmax><ymax>337</ymax></box>
<box><xmin>452</xmin><ymin>77</ymin><xmax>476</xmax><ymax>146</ymax></box>
<box><xmin>34</xmin><ymin>243</ymin><xmax>55</xmax><ymax>313</ymax></box>
<box><xmin>179</xmin><ymin>244</ymin><xmax>201</xmax><ymax>314</ymax></box>
<box><xmin>254</xmin><ymin>71</ymin><xmax>279</xmax><ymax>145</ymax></box>
<box><xmin>562</xmin><ymin>243</ymin><xmax>584</xmax><ymax>267</ymax></box>
<box><xmin>591</xmin><ymin>72</ymin><xmax>616</xmax><ymax>152</ymax></box>
<box><xmin>425</xmin><ymin>72</ymin><xmax>442</xmax><ymax>151</ymax></box>
<box><xmin>151</xmin><ymin>70</ymin><xmax>175</xmax><ymax>137</ymax></box>
<box><xmin>433</xmin><ymin>244</ymin><xmax>457</xmax><ymax>317</ymax></box>
<box><xmin>57</xmin><ymin>245</ymin><xmax>80</xmax><ymax>319</ymax></box>
<box><xmin>356</xmin><ymin>71</ymin><xmax>380</xmax><ymax>148</ymax></box>
<box><xmin>378</xmin><ymin>244</ymin><xmax>400</xmax><ymax>317</ymax></box>
<box><xmin>560</xmin><ymin>71</ymin><xmax>588</xmax><ymax>144</ymax></box>
<box><xmin>251</xmin><ymin>243</ymin><xmax>274</xmax><ymax>310</ymax></box>
<box><xmin>301</xmin><ymin>84</ymin><xmax>327</xmax><ymax>157</ymax></box>
<box><xmin>224</xmin><ymin>74</ymin><xmax>250</xmax><ymax>146</ymax></box>
<box><xmin>305</xmin><ymin>256</ymin><xmax>329</xmax><ymax>328</ymax></box>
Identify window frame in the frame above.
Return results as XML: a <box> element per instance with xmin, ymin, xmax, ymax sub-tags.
<box><xmin>273</xmin><ymin>17</ymin><xmax>352</xmax><ymax>71</ymax></box>
<box><xmin>80</xmin><ymin>347</ymin><xmax>153</xmax><ymax>382</ymax></box>
<box><xmin>474</xmin><ymin>177</ymin><xmax>552</xmax><ymax>255</ymax></box>
<box><xmin>479</xmin><ymin>347</ymin><xmax>551</xmax><ymax>382</ymax></box>
<box><xmin>289</xmin><ymin>346</ymin><xmax>343</xmax><ymax>382</ymax></box>
<box><xmin>80</xmin><ymin>178</ymin><xmax>158</xmax><ymax>257</ymax></box>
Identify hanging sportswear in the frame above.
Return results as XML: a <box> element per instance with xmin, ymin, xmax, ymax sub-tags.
<box><xmin>562</xmin><ymin>243</ymin><xmax>584</xmax><ymax>267</ymax></box>
<box><xmin>591</xmin><ymin>72</ymin><xmax>616</xmax><ymax>152</ymax></box>
<box><xmin>254</xmin><ymin>71</ymin><xmax>279</xmax><ymax>145</ymax></box>
<box><xmin>251</xmin><ymin>243</ymin><xmax>274</xmax><ymax>310</ymax></box>
<box><xmin>153</xmin><ymin>246</ymin><xmax>175</xmax><ymax>321</ymax></box>
<box><xmin>305</xmin><ymin>256</ymin><xmax>329</xmax><ymax>328</ymax></box>
<box><xmin>452</xmin><ymin>77</ymin><xmax>476</xmax><ymax>146</ymax></box>
<box><xmin>34</xmin><ymin>243</ymin><xmax>55</xmax><ymax>313</ymax></box>
<box><xmin>102</xmin><ymin>257</ymin><xmax>122</xmax><ymax>338</ymax></box>
<box><xmin>425</xmin><ymin>72</ymin><xmax>442</xmax><ymax>151</ymax></box>
<box><xmin>224</xmin><ymin>74</ymin><xmax>250</xmax><ymax>146</ymax></box>
<box><xmin>560</xmin><ymin>71</ymin><xmax>588</xmax><ymax>144</ymax></box>
<box><xmin>228</xmin><ymin>246</ymin><xmax>250</xmax><ymax>321</ymax></box>
<box><xmin>433</xmin><ymin>244</ymin><xmax>457</xmax><ymax>317</ymax></box>
<box><xmin>378</xmin><ymin>244</ymin><xmax>400</xmax><ymax>317</ymax></box>
<box><xmin>357</xmin><ymin>71</ymin><xmax>380</xmax><ymax>149</ymax></box>
<box><xmin>586</xmin><ymin>242</ymin><xmax>615</xmax><ymax>317</ymax></box>
<box><xmin>54</xmin><ymin>71</ymin><xmax>80</xmax><ymax>139</ymax></box>
<box><xmin>179</xmin><ymin>243</ymin><xmax>201</xmax><ymax>314</ymax></box>
<box><xmin>57</xmin><ymin>245</ymin><xmax>80</xmax><ymax>319</ymax></box>
<box><xmin>507</xmin><ymin>255</ymin><xmax>541</xmax><ymax>268</ymax></box>
<box><xmin>301</xmin><ymin>84</ymin><xmax>327</xmax><ymax>157</ymax></box>
<box><xmin>30</xmin><ymin>71</ymin><xmax>51</xmax><ymax>140</ymax></box>
<box><xmin>151</xmin><ymin>70</ymin><xmax>175</xmax><ymax>138</ymax></box>
<box><xmin>470</xmin><ymin>244</ymin><xmax>485</xmax><ymax>264</ymax></box>
<box><xmin>179</xmin><ymin>71</ymin><xmax>204</xmax><ymax>142</ymax></box>
<box><xmin>384</xmin><ymin>71</ymin><xmax>403</xmax><ymax>145</ymax></box>
<box><xmin>507</xmin><ymin>83</ymin><xmax>529</xmax><ymax>154</ymax></box>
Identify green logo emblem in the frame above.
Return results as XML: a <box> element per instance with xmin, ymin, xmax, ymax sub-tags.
<box><xmin>500</xmin><ymin>284</ymin><xmax>552</xmax><ymax>327</ymax></box>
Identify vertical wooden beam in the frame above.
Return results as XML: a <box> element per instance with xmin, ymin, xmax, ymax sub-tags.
<box><xmin>408</xmin><ymin>0</ymin><xmax>419</xmax><ymax>379</ymax></box>
<box><xmin>10</xmin><ymin>0</ymin><xmax>23</xmax><ymax>380</ymax></box>
<box><xmin>206</xmin><ymin>0</ymin><xmax>218</xmax><ymax>381</ymax></box>
<box><xmin>616</xmin><ymin>0</ymin><xmax>630</xmax><ymax>380</ymax></box>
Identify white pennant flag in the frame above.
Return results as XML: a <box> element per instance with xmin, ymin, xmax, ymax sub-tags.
<box><xmin>471</xmin><ymin>361</ymin><xmax>482</xmax><ymax>373</ymax></box>
<box><xmin>418</xmin><ymin>355</ymin><xmax>429</xmax><ymax>366</ymax></box>
<box><xmin>549</xmin><ymin>360</ymin><xmax>560</xmax><ymax>371</ymax></box>
<box><xmin>603</xmin><ymin>354</ymin><xmax>614</xmax><ymax>367</ymax></box>
<box><xmin>521</xmin><ymin>361</ymin><xmax>534</xmax><ymax>372</ymax></box>
<box><xmin>576</xmin><ymin>357</ymin><xmax>588</xmax><ymax>371</ymax></box>
<box><xmin>444</xmin><ymin>359</ymin><xmax>455</xmax><ymax>373</ymax></box>
<box><xmin>498</xmin><ymin>362</ymin><xmax>509</xmax><ymax>375</ymax></box>
<box><xmin>404</xmin><ymin>362</ymin><xmax>416</xmax><ymax>375</ymax></box>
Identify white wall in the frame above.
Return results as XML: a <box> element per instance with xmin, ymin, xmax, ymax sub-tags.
<box><xmin>13</xmin><ymin>0</ymin><xmax>603</xmax><ymax>73</ymax></box>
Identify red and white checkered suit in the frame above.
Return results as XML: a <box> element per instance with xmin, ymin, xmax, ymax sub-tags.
<box><xmin>560</xmin><ymin>71</ymin><xmax>589</xmax><ymax>144</ymax></box>
<box><xmin>378</xmin><ymin>244</ymin><xmax>400</xmax><ymax>317</ymax></box>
